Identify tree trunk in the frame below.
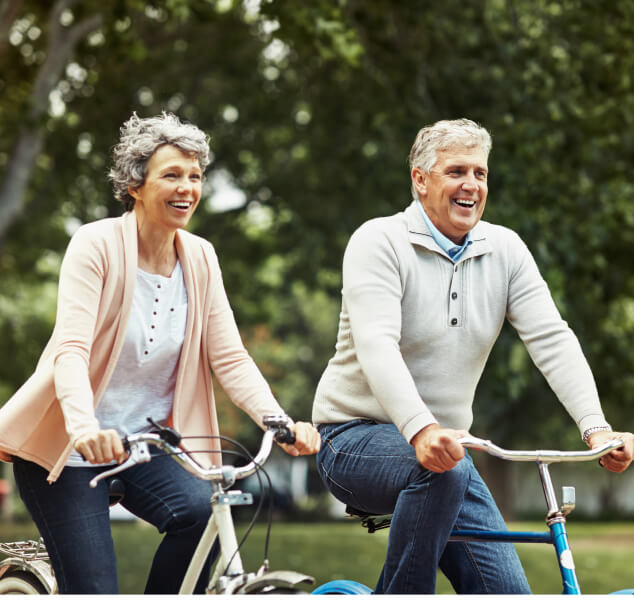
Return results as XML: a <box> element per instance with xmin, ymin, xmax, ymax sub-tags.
<box><xmin>0</xmin><ymin>0</ymin><xmax>101</xmax><ymax>247</ymax></box>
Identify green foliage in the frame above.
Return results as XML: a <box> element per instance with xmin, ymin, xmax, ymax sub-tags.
<box><xmin>1</xmin><ymin>0</ymin><xmax>633</xmax><ymax>445</ymax></box>
<box><xmin>2</xmin><ymin>520</ymin><xmax>633</xmax><ymax>594</ymax></box>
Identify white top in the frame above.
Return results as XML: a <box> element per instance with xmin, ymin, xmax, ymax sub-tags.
<box><xmin>67</xmin><ymin>262</ymin><xmax>187</xmax><ymax>466</ymax></box>
<box><xmin>313</xmin><ymin>201</ymin><xmax>609</xmax><ymax>442</ymax></box>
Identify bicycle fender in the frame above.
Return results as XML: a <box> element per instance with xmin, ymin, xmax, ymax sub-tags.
<box><xmin>240</xmin><ymin>570</ymin><xmax>315</xmax><ymax>594</ymax></box>
<box><xmin>0</xmin><ymin>558</ymin><xmax>57</xmax><ymax>594</ymax></box>
<box><xmin>312</xmin><ymin>579</ymin><xmax>373</xmax><ymax>594</ymax></box>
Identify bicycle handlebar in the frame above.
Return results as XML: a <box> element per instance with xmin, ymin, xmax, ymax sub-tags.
<box><xmin>88</xmin><ymin>414</ymin><xmax>294</xmax><ymax>489</ymax></box>
<box><xmin>458</xmin><ymin>435</ymin><xmax>624</xmax><ymax>463</ymax></box>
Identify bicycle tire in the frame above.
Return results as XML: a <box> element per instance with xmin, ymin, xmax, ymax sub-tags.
<box><xmin>0</xmin><ymin>571</ymin><xmax>47</xmax><ymax>594</ymax></box>
<box><xmin>312</xmin><ymin>579</ymin><xmax>373</xmax><ymax>594</ymax></box>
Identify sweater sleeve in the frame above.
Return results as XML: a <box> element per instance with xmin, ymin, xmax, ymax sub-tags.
<box><xmin>52</xmin><ymin>226</ymin><xmax>103</xmax><ymax>442</ymax></box>
<box><xmin>204</xmin><ymin>247</ymin><xmax>287</xmax><ymax>428</ymax></box>
<box><xmin>343</xmin><ymin>222</ymin><xmax>437</xmax><ymax>441</ymax></box>
<box><xmin>506</xmin><ymin>234</ymin><xmax>609</xmax><ymax>435</ymax></box>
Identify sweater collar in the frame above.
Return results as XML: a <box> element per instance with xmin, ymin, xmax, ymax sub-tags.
<box><xmin>405</xmin><ymin>200</ymin><xmax>492</xmax><ymax>261</ymax></box>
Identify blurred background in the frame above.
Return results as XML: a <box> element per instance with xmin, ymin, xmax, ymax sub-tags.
<box><xmin>1</xmin><ymin>0</ymin><xmax>633</xmax><ymax>592</ymax></box>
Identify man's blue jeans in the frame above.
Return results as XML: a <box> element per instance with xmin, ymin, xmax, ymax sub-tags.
<box><xmin>13</xmin><ymin>449</ymin><xmax>216</xmax><ymax>594</ymax></box>
<box><xmin>316</xmin><ymin>420</ymin><xmax>531</xmax><ymax>594</ymax></box>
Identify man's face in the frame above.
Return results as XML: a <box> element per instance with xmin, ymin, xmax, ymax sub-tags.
<box><xmin>411</xmin><ymin>146</ymin><xmax>488</xmax><ymax>244</ymax></box>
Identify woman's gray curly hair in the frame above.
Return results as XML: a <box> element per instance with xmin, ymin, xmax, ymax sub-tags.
<box><xmin>408</xmin><ymin>118</ymin><xmax>491</xmax><ymax>199</ymax></box>
<box><xmin>108</xmin><ymin>112</ymin><xmax>211</xmax><ymax>211</ymax></box>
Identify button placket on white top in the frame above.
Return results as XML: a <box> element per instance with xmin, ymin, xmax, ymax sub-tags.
<box><xmin>139</xmin><ymin>268</ymin><xmax>179</xmax><ymax>358</ymax></box>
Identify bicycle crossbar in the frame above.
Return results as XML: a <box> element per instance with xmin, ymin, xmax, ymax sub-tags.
<box><xmin>449</xmin><ymin>529</ymin><xmax>553</xmax><ymax>544</ymax></box>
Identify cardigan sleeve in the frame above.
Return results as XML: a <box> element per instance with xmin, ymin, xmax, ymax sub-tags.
<box><xmin>342</xmin><ymin>221</ymin><xmax>438</xmax><ymax>441</ymax></box>
<box><xmin>204</xmin><ymin>246</ymin><xmax>286</xmax><ymax>428</ymax></box>
<box><xmin>52</xmin><ymin>226</ymin><xmax>103</xmax><ymax>442</ymax></box>
<box><xmin>505</xmin><ymin>233</ymin><xmax>610</xmax><ymax>435</ymax></box>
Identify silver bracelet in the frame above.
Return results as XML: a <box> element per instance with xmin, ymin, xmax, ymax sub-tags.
<box><xmin>582</xmin><ymin>425</ymin><xmax>612</xmax><ymax>444</ymax></box>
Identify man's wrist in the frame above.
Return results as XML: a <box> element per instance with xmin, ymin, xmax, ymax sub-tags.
<box><xmin>582</xmin><ymin>425</ymin><xmax>612</xmax><ymax>444</ymax></box>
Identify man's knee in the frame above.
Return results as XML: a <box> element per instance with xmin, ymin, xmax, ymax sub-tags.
<box><xmin>406</xmin><ymin>456</ymin><xmax>472</xmax><ymax>505</ymax></box>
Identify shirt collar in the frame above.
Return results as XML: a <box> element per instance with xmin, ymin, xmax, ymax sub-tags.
<box><xmin>416</xmin><ymin>200</ymin><xmax>472</xmax><ymax>262</ymax></box>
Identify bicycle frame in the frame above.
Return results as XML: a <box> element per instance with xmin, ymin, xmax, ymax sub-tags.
<box><xmin>455</xmin><ymin>436</ymin><xmax>624</xmax><ymax>594</ymax></box>
<box><xmin>88</xmin><ymin>415</ymin><xmax>314</xmax><ymax>595</ymax></box>
<box><xmin>341</xmin><ymin>436</ymin><xmax>624</xmax><ymax>595</ymax></box>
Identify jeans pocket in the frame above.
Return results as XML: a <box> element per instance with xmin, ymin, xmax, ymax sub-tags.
<box><xmin>316</xmin><ymin>439</ymin><xmax>362</xmax><ymax>509</ymax></box>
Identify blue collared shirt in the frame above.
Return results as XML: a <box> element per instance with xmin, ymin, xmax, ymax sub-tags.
<box><xmin>416</xmin><ymin>201</ymin><xmax>472</xmax><ymax>263</ymax></box>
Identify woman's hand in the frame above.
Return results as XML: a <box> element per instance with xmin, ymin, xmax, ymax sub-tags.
<box><xmin>278</xmin><ymin>421</ymin><xmax>321</xmax><ymax>457</ymax></box>
<box><xmin>74</xmin><ymin>429</ymin><xmax>128</xmax><ymax>465</ymax></box>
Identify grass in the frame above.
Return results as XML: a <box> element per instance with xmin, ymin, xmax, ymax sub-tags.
<box><xmin>1</xmin><ymin>519</ymin><xmax>633</xmax><ymax>594</ymax></box>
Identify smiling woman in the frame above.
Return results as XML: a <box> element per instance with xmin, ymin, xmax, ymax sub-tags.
<box><xmin>0</xmin><ymin>112</ymin><xmax>321</xmax><ymax>594</ymax></box>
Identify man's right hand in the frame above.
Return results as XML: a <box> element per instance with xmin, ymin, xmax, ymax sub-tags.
<box><xmin>411</xmin><ymin>424</ymin><xmax>467</xmax><ymax>473</ymax></box>
<box><xmin>74</xmin><ymin>429</ymin><xmax>128</xmax><ymax>465</ymax></box>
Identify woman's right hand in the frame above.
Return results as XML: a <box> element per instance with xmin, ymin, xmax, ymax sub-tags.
<box><xmin>74</xmin><ymin>429</ymin><xmax>128</xmax><ymax>464</ymax></box>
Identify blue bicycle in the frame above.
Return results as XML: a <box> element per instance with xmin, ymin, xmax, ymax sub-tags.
<box><xmin>313</xmin><ymin>435</ymin><xmax>634</xmax><ymax>595</ymax></box>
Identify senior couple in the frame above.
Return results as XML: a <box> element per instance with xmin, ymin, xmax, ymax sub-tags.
<box><xmin>0</xmin><ymin>113</ymin><xmax>631</xmax><ymax>594</ymax></box>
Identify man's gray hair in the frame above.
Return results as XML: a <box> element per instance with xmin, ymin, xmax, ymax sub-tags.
<box><xmin>109</xmin><ymin>112</ymin><xmax>211</xmax><ymax>211</ymax></box>
<box><xmin>408</xmin><ymin>118</ymin><xmax>492</xmax><ymax>199</ymax></box>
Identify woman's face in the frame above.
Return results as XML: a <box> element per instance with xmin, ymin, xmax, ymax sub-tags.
<box><xmin>130</xmin><ymin>144</ymin><xmax>202</xmax><ymax>234</ymax></box>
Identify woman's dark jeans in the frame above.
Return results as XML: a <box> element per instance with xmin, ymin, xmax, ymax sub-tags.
<box><xmin>13</xmin><ymin>450</ymin><xmax>217</xmax><ymax>594</ymax></box>
<box><xmin>317</xmin><ymin>420</ymin><xmax>531</xmax><ymax>594</ymax></box>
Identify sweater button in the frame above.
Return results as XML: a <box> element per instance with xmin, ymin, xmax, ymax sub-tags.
<box><xmin>451</xmin><ymin>292</ymin><xmax>458</xmax><ymax>300</ymax></box>
<box><xmin>451</xmin><ymin>318</ymin><xmax>458</xmax><ymax>326</ymax></box>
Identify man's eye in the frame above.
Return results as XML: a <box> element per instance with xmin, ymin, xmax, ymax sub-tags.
<box><xmin>476</xmin><ymin>171</ymin><xmax>488</xmax><ymax>179</ymax></box>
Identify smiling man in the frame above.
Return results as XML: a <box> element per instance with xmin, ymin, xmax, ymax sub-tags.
<box><xmin>312</xmin><ymin>118</ymin><xmax>633</xmax><ymax>594</ymax></box>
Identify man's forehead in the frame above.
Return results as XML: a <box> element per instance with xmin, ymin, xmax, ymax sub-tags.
<box><xmin>435</xmin><ymin>147</ymin><xmax>488</xmax><ymax>168</ymax></box>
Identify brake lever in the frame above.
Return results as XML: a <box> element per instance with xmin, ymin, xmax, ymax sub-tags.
<box><xmin>88</xmin><ymin>441</ymin><xmax>152</xmax><ymax>488</ymax></box>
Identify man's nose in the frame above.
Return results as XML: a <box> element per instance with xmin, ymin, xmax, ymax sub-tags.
<box><xmin>461</xmin><ymin>171</ymin><xmax>479</xmax><ymax>190</ymax></box>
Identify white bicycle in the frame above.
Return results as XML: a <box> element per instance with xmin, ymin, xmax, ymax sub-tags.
<box><xmin>0</xmin><ymin>415</ymin><xmax>314</xmax><ymax>594</ymax></box>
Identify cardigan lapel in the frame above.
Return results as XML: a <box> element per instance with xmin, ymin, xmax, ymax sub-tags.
<box><xmin>91</xmin><ymin>211</ymin><xmax>138</xmax><ymax>405</ymax></box>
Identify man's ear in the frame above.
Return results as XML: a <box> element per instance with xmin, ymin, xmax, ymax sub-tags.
<box><xmin>411</xmin><ymin>167</ymin><xmax>428</xmax><ymax>198</ymax></box>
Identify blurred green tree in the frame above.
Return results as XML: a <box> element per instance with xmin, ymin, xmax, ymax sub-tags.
<box><xmin>1</xmin><ymin>0</ymin><xmax>632</xmax><ymax>448</ymax></box>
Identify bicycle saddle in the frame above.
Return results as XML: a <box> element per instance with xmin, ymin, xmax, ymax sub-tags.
<box><xmin>108</xmin><ymin>478</ymin><xmax>126</xmax><ymax>506</ymax></box>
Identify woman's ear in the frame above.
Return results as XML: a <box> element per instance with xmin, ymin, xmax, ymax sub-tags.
<box><xmin>128</xmin><ymin>186</ymin><xmax>140</xmax><ymax>202</ymax></box>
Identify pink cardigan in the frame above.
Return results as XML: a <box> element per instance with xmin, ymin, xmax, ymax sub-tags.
<box><xmin>0</xmin><ymin>211</ymin><xmax>283</xmax><ymax>482</ymax></box>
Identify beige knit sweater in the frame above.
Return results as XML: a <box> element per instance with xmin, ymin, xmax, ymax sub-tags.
<box><xmin>313</xmin><ymin>201</ymin><xmax>609</xmax><ymax>443</ymax></box>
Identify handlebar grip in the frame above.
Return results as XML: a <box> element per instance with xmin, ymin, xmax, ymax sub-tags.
<box><xmin>275</xmin><ymin>426</ymin><xmax>296</xmax><ymax>445</ymax></box>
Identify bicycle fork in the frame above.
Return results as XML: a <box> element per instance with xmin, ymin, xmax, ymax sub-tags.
<box><xmin>538</xmin><ymin>462</ymin><xmax>580</xmax><ymax>595</ymax></box>
<box><xmin>179</xmin><ymin>482</ymin><xmax>248</xmax><ymax>595</ymax></box>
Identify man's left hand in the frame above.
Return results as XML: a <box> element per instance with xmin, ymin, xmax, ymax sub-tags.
<box><xmin>587</xmin><ymin>431</ymin><xmax>634</xmax><ymax>473</ymax></box>
<box><xmin>278</xmin><ymin>421</ymin><xmax>321</xmax><ymax>457</ymax></box>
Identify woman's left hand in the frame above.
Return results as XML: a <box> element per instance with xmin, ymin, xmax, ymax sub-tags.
<box><xmin>278</xmin><ymin>421</ymin><xmax>321</xmax><ymax>457</ymax></box>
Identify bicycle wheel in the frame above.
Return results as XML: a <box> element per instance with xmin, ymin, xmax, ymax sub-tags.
<box><xmin>312</xmin><ymin>579</ymin><xmax>373</xmax><ymax>594</ymax></box>
<box><xmin>0</xmin><ymin>571</ymin><xmax>47</xmax><ymax>594</ymax></box>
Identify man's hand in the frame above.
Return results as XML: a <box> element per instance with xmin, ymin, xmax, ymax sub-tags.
<box><xmin>587</xmin><ymin>430</ymin><xmax>634</xmax><ymax>473</ymax></box>
<box><xmin>74</xmin><ymin>429</ymin><xmax>128</xmax><ymax>465</ymax></box>
<box><xmin>411</xmin><ymin>424</ymin><xmax>468</xmax><ymax>472</ymax></box>
<box><xmin>278</xmin><ymin>421</ymin><xmax>321</xmax><ymax>457</ymax></box>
